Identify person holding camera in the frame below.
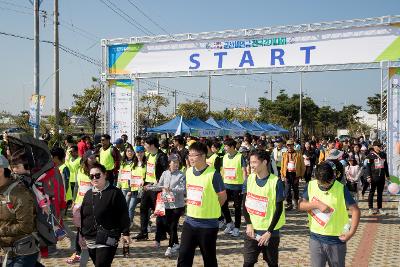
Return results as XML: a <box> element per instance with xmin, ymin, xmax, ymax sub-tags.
<box><xmin>80</xmin><ymin>163</ymin><xmax>130</xmax><ymax>267</ymax></box>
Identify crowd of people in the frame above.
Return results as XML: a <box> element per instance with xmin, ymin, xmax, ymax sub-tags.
<box><xmin>0</xmin><ymin>130</ymin><xmax>394</xmax><ymax>267</ymax></box>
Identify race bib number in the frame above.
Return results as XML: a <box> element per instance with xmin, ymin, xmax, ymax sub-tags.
<box><xmin>78</xmin><ymin>181</ymin><xmax>92</xmax><ymax>196</ymax></box>
<box><xmin>287</xmin><ymin>161</ymin><xmax>296</xmax><ymax>172</ymax></box>
<box><xmin>303</xmin><ymin>155</ymin><xmax>311</xmax><ymax>166</ymax></box>
<box><xmin>162</xmin><ymin>192</ymin><xmax>176</xmax><ymax>203</ymax></box>
<box><xmin>187</xmin><ymin>185</ymin><xmax>204</xmax><ymax>206</ymax></box>
<box><xmin>119</xmin><ymin>170</ymin><xmax>131</xmax><ymax>183</ymax></box>
<box><xmin>224</xmin><ymin>167</ymin><xmax>237</xmax><ymax>180</ymax></box>
<box><xmin>374</xmin><ymin>158</ymin><xmax>384</xmax><ymax>169</ymax></box>
<box><xmin>146</xmin><ymin>162</ymin><xmax>155</xmax><ymax>177</ymax></box>
<box><xmin>245</xmin><ymin>192</ymin><xmax>268</xmax><ymax>217</ymax></box>
<box><xmin>308</xmin><ymin>196</ymin><xmax>335</xmax><ymax>228</ymax></box>
<box><xmin>130</xmin><ymin>176</ymin><xmax>143</xmax><ymax>189</ymax></box>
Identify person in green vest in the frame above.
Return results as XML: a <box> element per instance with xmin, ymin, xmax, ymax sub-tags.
<box><xmin>177</xmin><ymin>141</ymin><xmax>227</xmax><ymax>267</ymax></box>
<box><xmin>299</xmin><ymin>161</ymin><xmax>360</xmax><ymax>267</ymax></box>
<box><xmin>66</xmin><ymin>145</ymin><xmax>81</xmax><ymax>205</ymax></box>
<box><xmin>221</xmin><ymin>138</ymin><xmax>248</xmax><ymax>237</ymax></box>
<box><xmin>135</xmin><ymin>135</ymin><xmax>168</xmax><ymax>241</ymax></box>
<box><xmin>66</xmin><ymin>150</ymin><xmax>97</xmax><ymax>265</ymax></box>
<box><xmin>63</xmin><ymin>135</ymin><xmax>75</xmax><ymax>162</ymax></box>
<box><xmin>51</xmin><ymin>147</ymin><xmax>70</xmax><ymax>206</ymax></box>
<box><xmin>99</xmin><ymin>134</ymin><xmax>121</xmax><ymax>185</ymax></box>
<box><xmin>117</xmin><ymin>144</ymin><xmax>134</xmax><ymax>198</ymax></box>
<box><xmin>205</xmin><ymin>139</ymin><xmax>224</xmax><ymax>173</ymax></box>
<box><xmin>128</xmin><ymin>145</ymin><xmax>146</xmax><ymax>223</ymax></box>
<box><xmin>243</xmin><ymin>149</ymin><xmax>286</xmax><ymax>267</ymax></box>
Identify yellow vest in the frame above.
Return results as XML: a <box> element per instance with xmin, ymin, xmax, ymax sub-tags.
<box><xmin>246</xmin><ymin>173</ymin><xmax>285</xmax><ymax>231</ymax></box>
<box><xmin>186</xmin><ymin>166</ymin><xmax>221</xmax><ymax>219</ymax></box>
<box><xmin>100</xmin><ymin>146</ymin><xmax>115</xmax><ymax>171</ymax></box>
<box><xmin>222</xmin><ymin>152</ymin><xmax>244</xmax><ymax>185</ymax></box>
<box><xmin>206</xmin><ymin>154</ymin><xmax>218</xmax><ymax>168</ymax></box>
<box><xmin>59</xmin><ymin>163</ymin><xmax>72</xmax><ymax>202</ymax></box>
<box><xmin>131</xmin><ymin>165</ymin><xmax>146</xmax><ymax>191</ymax></box>
<box><xmin>74</xmin><ymin>168</ymin><xmax>92</xmax><ymax>205</ymax></box>
<box><xmin>118</xmin><ymin>163</ymin><xmax>132</xmax><ymax>190</ymax></box>
<box><xmin>307</xmin><ymin>180</ymin><xmax>348</xmax><ymax>236</ymax></box>
<box><xmin>67</xmin><ymin>156</ymin><xmax>81</xmax><ymax>183</ymax></box>
<box><xmin>145</xmin><ymin>153</ymin><xmax>157</xmax><ymax>183</ymax></box>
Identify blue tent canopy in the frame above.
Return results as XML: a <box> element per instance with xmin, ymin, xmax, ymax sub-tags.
<box><xmin>270</xmin><ymin>123</ymin><xmax>290</xmax><ymax>134</ymax></box>
<box><xmin>218</xmin><ymin>119</ymin><xmax>246</xmax><ymax>137</ymax></box>
<box><xmin>240</xmin><ymin>121</ymin><xmax>265</xmax><ymax>136</ymax></box>
<box><xmin>147</xmin><ymin>116</ymin><xmax>191</xmax><ymax>134</ymax></box>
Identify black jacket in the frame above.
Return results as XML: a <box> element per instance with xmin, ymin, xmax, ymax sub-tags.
<box><xmin>80</xmin><ymin>185</ymin><xmax>130</xmax><ymax>239</ymax></box>
<box><xmin>365</xmin><ymin>151</ymin><xmax>389</xmax><ymax>180</ymax></box>
<box><xmin>154</xmin><ymin>149</ymin><xmax>169</xmax><ymax>182</ymax></box>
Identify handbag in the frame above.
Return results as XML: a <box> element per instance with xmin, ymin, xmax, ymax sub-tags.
<box><xmin>346</xmin><ymin>180</ymin><xmax>358</xmax><ymax>192</ymax></box>
<box><xmin>91</xmin><ymin>192</ymin><xmax>121</xmax><ymax>246</ymax></box>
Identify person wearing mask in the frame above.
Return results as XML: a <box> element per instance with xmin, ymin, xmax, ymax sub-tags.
<box><xmin>135</xmin><ymin>135</ymin><xmax>168</xmax><ymax>241</ymax></box>
<box><xmin>150</xmin><ymin>154</ymin><xmax>186</xmax><ymax>256</ymax></box>
<box><xmin>221</xmin><ymin>138</ymin><xmax>247</xmax><ymax>237</ymax></box>
<box><xmin>272</xmin><ymin>140</ymin><xmax>284</xmax><ymax>178</ymax></box>
<box><xmin>127</xmin><ymin>145</ymin><xmax>146</xmax><ymax>224</ymax></box>
<box><xmin>303</xmin><ymin>141</ymin><xmax>316</xmax><ymax>183</ymax></box>
<box><xmin>80</xmin><ymin>163</ymin><xmax>130</xmax><ymax>267</ymax></box>
<box><xmin>0</xmin><ymin>155</ymin><xmax>39</xmax><ymax>266</ymax></box>
<box><xmin>365</xmin><ymin>140</ymin><xmax>390</xmax><ymax>215</ymax></box>
<box><xmin>281</xmin><ymin>139</ymin><xmax>305</xmax><ymax>210</ymax></box>
<box><xmin>99</xmin><ymin>134</ymin><xmax>121</xmax><ymax>185</ymax></box>
<box><xmin>177</xmin><ymin>142</ymin><xmax>227</xmax><ymax>267</ymax></box>
<box><xmin>242</xmin><ymin>150</ymin><xmax>286</xmax><ymax>267</ymax></box>
<box><xmin>171</xmin><ymin>135</ymin><xmax>190</xmax><ymax>170</ymax></box>
<box><xmin>67</xmin><ymin>150</ymin><xmax>97</xmax><ymax>265</ymax></box>
<box><xmin>299</xmin><ymin>162</ymin><xmax>360</xmax><ymax>267</ymax></box>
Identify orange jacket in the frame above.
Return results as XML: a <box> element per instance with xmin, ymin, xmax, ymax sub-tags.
<box><xmin>280</xmin><ymin>151</ymin><xmax>305</xmax><ymax>178</ymax></box>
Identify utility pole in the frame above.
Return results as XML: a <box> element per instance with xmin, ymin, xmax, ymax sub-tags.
<box><xmin>173</xmin><ymin>89</ymin><xmax>177</xmax><ymax>116</ymax></box>
<box><xmin>54</xmin><ymin>0</ymin><xmax>60</xmax><ymax>133</ymax></box>
<box><xmin>34</xmin><ymin>0</ymin><xmax>40</xmax><ymax>139</ymax></box>
<box><xmin>270</xmin><ymin>73</ymin><xmax>273</xmax><ymax>101</ymax></box>
<box><xmin>299</xmin><ymin>72</ymin><xmax>303</xmax><ymax>141</ymax></box>
<box><xmin>208</xmin><ymin>76</ymin><xmax>211</xmax><ymax>113</ymax></box>
<box><xmin>157</xmin><ymin>79</ymin><xmax>160</xmax><ymax>95</ymax></box>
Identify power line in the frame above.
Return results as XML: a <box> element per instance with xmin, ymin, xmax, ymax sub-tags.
<box><xmin>125</xmin><ymin>0</ymin><xmax>171</xmax><ymax>36</ymax></box>
<box><xmin>98</xmin><ymin>0</ymin><xmax>155</xmax><ymax>36</ymax></box>
<box><xmin>0</xmin><ymin>0</ymin><xmax>45</xmax><ymax>12</ymax></box>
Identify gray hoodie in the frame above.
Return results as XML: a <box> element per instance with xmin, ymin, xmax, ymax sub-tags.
<box><xmin>157</xmin><ymin>170</ymin><xmax>186</xmax><ymax>209</ymax></box>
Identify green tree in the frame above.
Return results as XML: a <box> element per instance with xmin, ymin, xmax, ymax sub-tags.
<box><xmin>366</xmin><ymin>93</ymin><xmax>382</xmax><ymax>131</ymax></box>
<box><xmin>13</xmin><ymin>111</ymin><xmax>32</xmax><ymax>134</ymax></box>
<box><xmin>70</xmin><ymin>79</ymin><xmax>102</xmax><ymax>135</ymax></box>
<box><xmin>176</xmin><ymin>100</ymin><xmax>208</xmax><ymax>120</ymax></box>
<box><xmin>140</xmin><ymin>94</ymin><xmax>169</xmax><ymax>128</ymax></box>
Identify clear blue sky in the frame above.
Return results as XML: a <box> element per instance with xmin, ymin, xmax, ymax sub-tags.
<box><xmin>0</xmin><ymin>0</ymin><xmax>399</xmax><ymax>115</ymax></box>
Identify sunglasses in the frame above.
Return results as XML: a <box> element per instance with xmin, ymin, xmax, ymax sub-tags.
<box><xmin>89</xmin><ymin>173</ymin><xmax>102</xmax><ymax>180</ymax></box>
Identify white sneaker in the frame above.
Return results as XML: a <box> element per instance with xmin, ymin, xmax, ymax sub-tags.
<box><xmin>377</xmin><ymin>209</ymin><xmax>386</xmax><ymax>215</ymax></box>
<box><xmin>368</xmin><ymin>209</ymin><xmax>376</xmax><ymax>215</ymax></box>
<box><xmin>218</xmin><ymin>220</ymin><xmax>226</xmax><ymax>229</ymax></box>
<box><xmin>230</xmin><ymin>227</ymin><xmax>240</xmax><ymax>237</ymax></box>
<box><xmin>165</xmin><ymin>247</ymin><xmax>172</xmax><ymax>257</ymax></box>
<box><xmin>171</xmin><ymin>243</ymin><xmax>180</xmax><ymax>253</ymax></box>
<box><xmin>224</xmin><ymin>222</ymin><xmax>234</xmax><ymax>234</ymax></box>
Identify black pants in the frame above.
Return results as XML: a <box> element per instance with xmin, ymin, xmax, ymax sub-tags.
<box><xmin>285</xmin><ymin>172</ymin><xmax>299</xmax><ymax>204</ymax></box>
<box><xmin>277</xmin><ymin>166</ymin><xmax>281</xmax><ymax>178</ymax></box>
<box><xmin>140</xmin><ymin>190</ymin><xmax>157</xmax><ymax>234</ymax></box>
<box><xmin>304</xmin><ymin>166</ymin><xmax>313</xmax><ymax>183</ymax></box>
<box><xmin>166</xmin><ymin>207</ymin><xmax>185</xmax><ymax>247</ymax></box>
<box><xmin>362</xmin><ymin>178</ymin><xmax>369</xmax><ymax>196</ymax></box>
<box><xmin>75</xmin><ymin>227</ymin><xmax>81</xmax><ymax>255</ymax></box>
<box><xmin>368</xmin><ymin>178</ymin><xmax>385</xmax><ymax>209</ymax></box>
<box><xmin>243</xmin><ymin>235</ymin><xmax>280</xmax><ymax>267</ymax></box>
<box><xmin>177</xmin><ymin>222</ymin><xmax>218</xmax><ymax>267</ymax></box>
<box><xmin>221</xmin><ymin>189</ymin><xmax>242</xmax><ymax>228</ymax></box>
<box><xmin>88</xmin><ymin>246</ymin><xmax>117</xmax><ymax>267</ymax></box>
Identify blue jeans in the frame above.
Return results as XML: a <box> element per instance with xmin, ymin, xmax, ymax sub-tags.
<box><xmin>124</xmin><ymin>190</ymin><xmax>139</xmax><ymax>222</ymax></box>
<box><xmin>5</xmin><ymin>252</ymin><xmax>38</xmax><ymax>267</ymax></box>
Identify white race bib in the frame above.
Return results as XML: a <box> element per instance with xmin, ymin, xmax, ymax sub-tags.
<box><xmin>308</xmin><ymin>196</ymin><xmax>335</xmax><ymax>228</ymax></box>
<box><xmin>119</xmin><ymin>170</ymin><xmax>131</xmax><ymax>183</ymax></box>
<box><xmin>78</xmin><ymin>181</ymin><xmax>92</xmax><ymax>196</ymax></box>
<box><xmin>130</xmin><ymin>176</ymin><xmax>143</xmax><ymax>189</ymax></box>
<box><xmin>224</xmin><ymin>167</ymin><xmax>237</xmax><ymax>180</ymax></box>
<box><xmin>374</xmin><ymin>158</ymin><xmax>384</xmax><ymax>169</ymax></box>
<box><xmin>287</xmin><ymin>161</ymin><xmax>296</xmax><ymax>172</ymax></box>
<box><xmin>245</xmin><ymin>192</ymin><xmax>268</xmax><ymax>217</ymax></box>
<box><xmin>187</xmin><ymin>185</ymin><xmax>204</xmax><ymax>206</ymax></box>
<box><xmin>146</xmin><ymin>162</ymin><xmax>155</xmax><ymax>177</ymax></box>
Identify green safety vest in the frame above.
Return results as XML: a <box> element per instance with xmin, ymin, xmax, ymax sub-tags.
<box><xmin>131</xmin><ymin>165</ymin><xmax>146</xmax><ymax>192</ymax></box>
<box><xmin>118</xmin><ymin>163</ymin><xmax>133</xmax><ymax>190</ymax></box>
<box><xmin>67</xmin><ymin>156</ymin><xmax>81</xmax><ymax>183</ymax></box>
<box><xmin>222</xmin><ymin>152</ymin><xmax>244</xmax><ymax>185</ymax></box>
<box><xmin>100</xmin><ymin>146</ymin><xmax>115</xmax><ymax>171</ymax></box>
<box><xmin>59</xmin><ymin>163</ymin><xmax>72</xmax><ymax>202</ymax></box>
<box><xmin>206</xmin><ymin>154</ymin><xmax>218</xmax><ymax>168</ymax></box>
<box><xmin>74</xmin><ymin>168</ymin><xmax>92</xmax><ymax>205</ymax></box>
<box><xmin>246</xmin><ymin>173</ymin><xmax>285</xmax><ymax>231</ymax></box>
<box><xmin>145</xmin><ymin>153</ymin><xmax>157</xmax><ymax>183</ymax></box>
<box><xmin>307</xmin><ymin>180</ymin><xmax>348</xmax><ymax>236</ymax></box>
<box><xmin>186</xmin><ymin>166</ymin><xmax>221</xmax><ymax>219</ymax></box>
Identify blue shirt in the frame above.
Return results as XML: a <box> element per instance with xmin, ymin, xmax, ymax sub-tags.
<box><xmin>185</xmin><ymin>166</ymin><xmax>225</xmax><ymax>229</ymax></box>
<box><xmin>302</xmin><ymin>182</ymin><xmax>356</xmax><ymax>244</ymax></box>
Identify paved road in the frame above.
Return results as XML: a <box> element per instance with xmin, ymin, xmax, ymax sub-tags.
<box><xmin>42</xmin><ymin>195</ymin><xmax>400</xmax><ymax>267</ymax></box>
